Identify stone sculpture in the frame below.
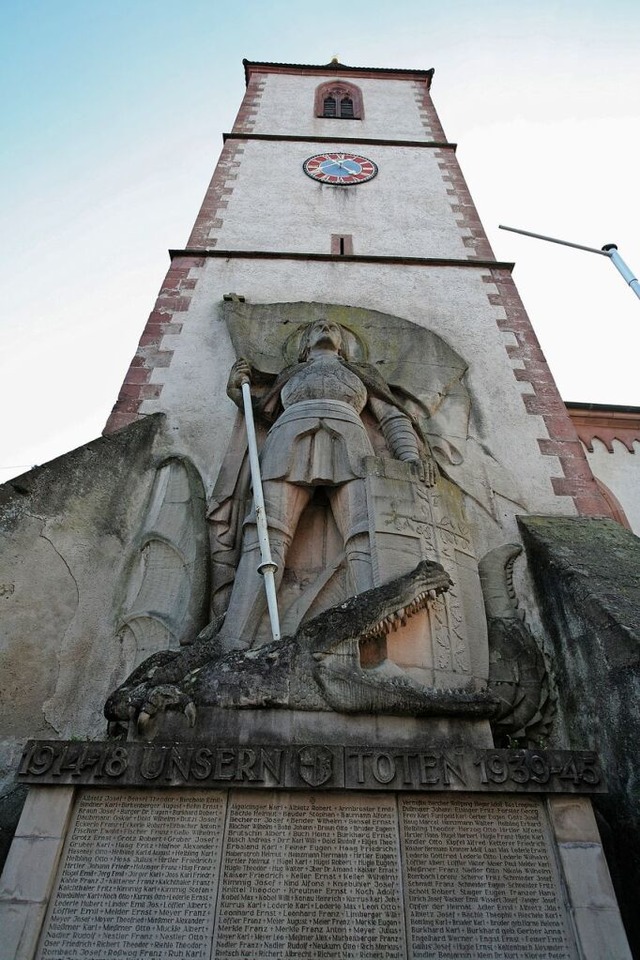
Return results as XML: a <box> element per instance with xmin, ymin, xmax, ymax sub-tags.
<box><xmin>105</xmin><ymin>558</ymin><xmax>498</xmax><ymax>732</ymax></box>
<box><xmin>215</xmin><ymin>317</ymin><xmax>436</xmax><ymax>653</ymax></box>
<box><xmin>479</xmin><ymin>543</ymin><xmax>556</xmax><ymax>745</ymax></box>
<box><xmin>114</xmin><ymin>457</ymin><xmax>210</xmax><ymax>659</ymax></box>
<box><xmin>105</xmin><ymin>303</ymin><xmax>549</xmax><ymax>737</ymax></box>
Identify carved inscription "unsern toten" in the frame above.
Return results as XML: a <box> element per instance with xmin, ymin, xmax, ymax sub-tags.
<box><xmin>36</xmin><ymin>791</ymin><xmax>226</xmax><ymax>960</ymax></box>
<box><xmin>213</xmin><ymin>792</ymin><xmax>405</xmax><ymax>960</ymax></box>
<box><xmin>400</xmin><ymin>795</ymin><xmax>575</xmax><ymax>960</ymax></box>
<box><xmin>19</xmin><ymin>740</ymin><xmax>605</xmax><ymax>794</ymax></box>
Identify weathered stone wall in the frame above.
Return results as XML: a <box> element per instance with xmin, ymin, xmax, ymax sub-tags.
<box><xmin>0</xmin><ymin>416</ymin><xmax>165</xmax><ymax>868</ymax></box>
<box><xmin>519</xmin><ymin>515</ymin><xmax>640</xmax><ymax>956</ymax></box>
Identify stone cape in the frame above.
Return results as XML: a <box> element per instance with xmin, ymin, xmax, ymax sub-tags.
<box><xmin>213</xmin><ymin>299</ymin><xmax>524</xmax><ymax>526</ymax></box>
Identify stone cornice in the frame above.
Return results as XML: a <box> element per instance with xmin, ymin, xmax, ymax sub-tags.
<box><xmin>168</xmin><ymin>249</ymin><xmax>513</xmax><ymax>271</ymax></box>
<box><xmin>243</xmin><ymin>59</ymin><xmax>434</xmax><ymax>87</ymax></box>
<box><xmin>222</xmin><ymin>133</ymin><xmax>456</xmax><ymax>150</ymax></box>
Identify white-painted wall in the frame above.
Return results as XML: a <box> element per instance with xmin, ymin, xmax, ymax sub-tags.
<box><xmin>584</xmin><ymin>438</ymin><xmax>640</xmax><ymax>534</ymax></box>
<box><xmin>250</xmin><ymin>74</ymin><xmax>436</xmax><ymax>141</ymax></box>
<box><xmin>210</xmin><ymin>140</ymin><xmax>467</xmax><ymax>259</ymax></box>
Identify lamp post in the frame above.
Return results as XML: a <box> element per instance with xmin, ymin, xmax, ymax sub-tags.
<box><xmin>499</xmin><ymin>225</ymin><xmax>640</xmax><ymax>302</ymax></box>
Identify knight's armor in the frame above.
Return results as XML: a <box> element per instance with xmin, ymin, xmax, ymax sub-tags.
<box><xmin>217</xmin><ymin>350</ymin><xmax>423</xmax><ymax>649</ymax></box>
<box><xmin>261</xmin><ymin>356</ymin><xmax>373</xmax><ymax>486</ymax></box>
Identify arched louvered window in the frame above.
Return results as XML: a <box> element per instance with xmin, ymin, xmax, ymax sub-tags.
<box><xmin>315</xmin><ymin>81</ymin><xmax>363</xmax><ymax>120</ymax></box>
<box><xmin>323</xmin><ymin>96</ymin><xmax>337</xmax><ymax>117</ymax></box>
<box><xmin>340</xmin><ymin>97</ymin><xmax>354</xmax><ymax>118</ymax></box>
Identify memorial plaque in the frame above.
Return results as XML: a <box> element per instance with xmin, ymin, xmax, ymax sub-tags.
<box><xmin>32</xmin><ymin>789</ymin><xmax>588</xmax><ymax>960</ymax></box>
<box><xmin>399</xmin><ymin>795</ymin><xmax>576</xmax><ymax>960</ymax></box>
<box><xmin>37</xmin><ymin>790</ymin><xmax>227</xmax><ymax>960</ymax></box>
<box><xmin>18</xmin><ymin>740</ymin><xmax>605</xmax><ymax>794</ymax></box>
<box><xmin>212</xmin><ymin>791</ymin><xmax>405</xmax><ymax>960</ymax></box>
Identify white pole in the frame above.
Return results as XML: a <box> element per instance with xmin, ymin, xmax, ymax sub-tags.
<box><xmin>240</xmin><ymin>378</ymin><xmax>281</xmax><ymax>643</ymax></box>
<box><xmin>498</xmin><ymin>224</ymin><xmax>610</xmax><ymax>257</ymax></box>
<box><xmin>602</xmin><ymin>244</ymin><xmax>640</xmax><ymax>301</ymax></box>
<box><xmin>499</xmin><ymin>225</ymin><xmax>640</xmax><ymax>303</ymax></box>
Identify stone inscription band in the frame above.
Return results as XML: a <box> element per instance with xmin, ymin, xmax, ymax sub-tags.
<box><xmin>19</xmin><ymin>740</ymin><xmax>604</xmax><ymax>793</ymax></box>
<box><xmin>37</xmin><ymin>791</ymin><xmax>577</xmax><ymax>960</ymax></box>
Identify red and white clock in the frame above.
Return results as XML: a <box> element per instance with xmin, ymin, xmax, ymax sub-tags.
<box><xmin>303</xmin><ymin>152</ymin><xmax>378</xmax><ymax>186</ymax></box>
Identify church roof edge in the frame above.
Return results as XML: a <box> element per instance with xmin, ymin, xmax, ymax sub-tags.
<box><xmin>566</xmin><ymin>401</ymin><xmax>640</xmax><ymax>416</ymax></box>
<box><xmin>243</xmin><ymin>59</ymin><xmax>435</xmax><ymax>87</ymax></box>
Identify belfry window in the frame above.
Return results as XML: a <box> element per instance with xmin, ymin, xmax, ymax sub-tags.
<box><xmin>315</xmin><ymin>82</ymin><xmax>363</xmax><ymax>120</ymax></box>
<box><xmin>323</xmin><ymin>96</ymin><xmax>337</xmax><ymax>117</ymax></box>
<box><xmin>339</xmin><ymin>97</ymin><xmax>354</xmax><ymax>118</ymax></box>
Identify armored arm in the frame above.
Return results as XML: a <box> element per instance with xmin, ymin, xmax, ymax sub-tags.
<box><xmin>375</xmin><ymin>402</ymin><xmax>421</xmax><ymax>461</ymax></box>
<box><xmin>369</xmin><ymin>397</ymin><xmax>437</xmax><ymax>486</ymax></box>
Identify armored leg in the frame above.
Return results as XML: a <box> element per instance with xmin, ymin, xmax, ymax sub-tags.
<box><xmin>216</xmin><ymin>481</ymin><xmax>312</xmax><ymax>651</ymax></box>
<box><xmin>328</xmin><ymin>480</ymin><xmax>373</xmax><ymax>595</ymax></box>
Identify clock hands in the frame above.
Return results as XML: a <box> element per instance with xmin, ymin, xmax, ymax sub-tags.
<box><xmin>323</xmin><ymin>157</ymin><xmax>359</xmax><ymax>176</ymax></box>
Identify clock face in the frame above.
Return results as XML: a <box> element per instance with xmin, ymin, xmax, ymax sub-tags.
<box><xmin>303</xmin><ymin>152</ymin><xmax>378</xmax><ymax>186</ymax></box>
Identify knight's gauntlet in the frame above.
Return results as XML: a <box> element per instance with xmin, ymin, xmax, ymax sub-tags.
<box><xmin>378</xmin><ymin>408</ymin><xmax>420</xmax><ymax>462</ymax></box>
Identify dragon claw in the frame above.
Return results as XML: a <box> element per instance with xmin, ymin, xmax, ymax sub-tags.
<box><xmin>125</xmin><ymin>684</ymin><xmax>197</xmax><ymax>735</ymax></box>
<box><xmin>184</xmin><ymin>701</ymin><xmax>197</xmax><ymax>727</ymax></box>
<box><xmin>137</xmin><ymin>711</ymin><xmax>152</xmax><ymax>734</ymax></box>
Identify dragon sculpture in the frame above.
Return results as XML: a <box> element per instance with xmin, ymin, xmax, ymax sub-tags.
<box><xmin>105</xmin><ymin>558</ymin><xmax>500</xmax><ymax>736</ymax></box>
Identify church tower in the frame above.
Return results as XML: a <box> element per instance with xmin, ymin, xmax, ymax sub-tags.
<box><xmin>1</xmin><ymin>59</ymin><xmax>637</xmax><ymax>960</ymax></box>
<box><xmin>105</xmin><ymin>57</ymin><xmax>610</xmax><ymax>532</ymax></box>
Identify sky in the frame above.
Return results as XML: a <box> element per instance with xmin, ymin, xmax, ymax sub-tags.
<box><xmin>1</xmin><ymin>0</ymin><xmax>639</xmax><ymax>483</ymax></box>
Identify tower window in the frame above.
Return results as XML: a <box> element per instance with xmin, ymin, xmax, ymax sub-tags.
<box><xmin>315</xmin><ymin>81</ymin><xmax>363</xmax><ymax>120</ymax></box>
<box><xmin>340</xmin><ymin>98</ymin><xmax>354</xmax><ymax>118</ymax></box>
<box><xmin>323</xmin><ymin>96</ymin><xmax>337</xmax><ymax>117</ymax></box>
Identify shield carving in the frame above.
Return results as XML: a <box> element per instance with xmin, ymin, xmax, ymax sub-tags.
<box><xmin>297</xmin><ymin>746</ymin><xmax>334</xmax><ymax>786</ymax></box>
